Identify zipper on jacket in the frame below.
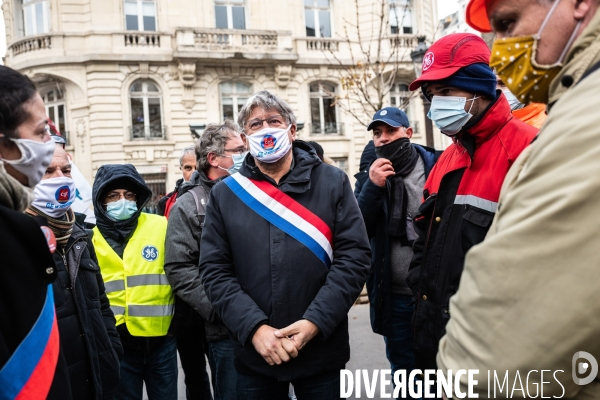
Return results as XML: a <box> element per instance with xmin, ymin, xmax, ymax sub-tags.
<box><xmin>423</xmin><ymin>199</ymin><xmax>437</xmax><ymax>251</ymax></box>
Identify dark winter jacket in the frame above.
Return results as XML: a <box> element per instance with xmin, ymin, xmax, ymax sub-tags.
<box><xmin>52</xmin><ymin>222</ymin><xmax>122</xmax><ymax>399</ymax></box>
<box><xmin>91</xmin><ymin>164</ymin><xmax>169</xmax><ymax>353</ymax></box>
<box><xmin>200</xmin><ymin>141</ymin><xmax>371</xmax><ymax>380</ymax></box>
<box><xmin>353</xmin><ymin>140</ymin><xmax>377</xmax><ymax>198</ymax></box>
<box><xmin>0</xmin><ymin>204</ymin><xmax>73</xmax><ymax>400</ymax></box>
<box><xmin>164</xmin><ymin>170</ymin><xmax>229</xmax><ymax>342</ymax></box>
<box><xmin>356</xmin><ymin>144</ymin><xmax>440</xmax><ymax>337</ymax></box>
<box><xmin>157</xmin><ymin>178</ymin><xmax>183</xmax><ymax>218</ymax></box>
<box><xmin>406</xmin><ymin>93</ymin><xmax>537</xmax><ymax>369</ymax></box>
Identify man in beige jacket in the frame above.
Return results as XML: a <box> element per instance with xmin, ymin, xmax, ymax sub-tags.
<box><xmin>437</xmin><ymin>0</ymin><xmax>600</xmax><ymax>398</ymax></box>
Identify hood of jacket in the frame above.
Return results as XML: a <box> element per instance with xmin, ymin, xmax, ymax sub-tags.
<box><xmin>549</xmin><ymin>9</ymin><xmax>600</xmax><ymax>106</ymax></box>
<box><xmin>92</xmin><ymin>164</ymin><xmax>152</xmax><ymax>243</ymax></box>
<box><xmin>239</xmin><ymin>140</ymin><xmax>322</xmax><ymax>194</ymax></box>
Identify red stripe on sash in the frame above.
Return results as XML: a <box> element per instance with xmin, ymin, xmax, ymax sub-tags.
<box><xmin>249</xmin><ymin>178</ymin><xmax>333</xmax><ymax>245</ymax></box>
<box><xmin>15</xmin><ymin>314</ymin><xmax>60</xmax><ymax>400</ymax></box>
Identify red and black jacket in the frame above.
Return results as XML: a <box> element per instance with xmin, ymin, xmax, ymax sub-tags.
<box><xmin>406</xmin><ymin>93</ymin><xmax>538</xmax><ymax>369</ymax></box>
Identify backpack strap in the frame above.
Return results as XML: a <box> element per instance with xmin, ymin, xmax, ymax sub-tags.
<box><xmin>188</xmin><ymin>185</ymin><xmax>209</xmax><ymax>228</ymax></box>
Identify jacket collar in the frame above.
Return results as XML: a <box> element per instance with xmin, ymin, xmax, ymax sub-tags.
<box><xmin>458</xmin><ymin>92</ymin><xmax>512</xmax><ymax>158</ymax></box>
<box><xmin>179</xmin><ymin>169</ymin><xmax>223</xmax><ymax>196</ymax></box>
<box><xmin>239</xmin><ymin>140</ymin><xmax>321</xmax><ymax>194</ymax></box>
<box><xmin>549</xmin><ymin>9</ymin><xmax>600</xmax><ymax>106</ymax></box>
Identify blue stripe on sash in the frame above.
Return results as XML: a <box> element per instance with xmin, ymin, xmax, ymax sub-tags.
<box><xmin>224</xmin><ymin>177</ymin><xmax>332</xmax><ymax>268</ymax></box>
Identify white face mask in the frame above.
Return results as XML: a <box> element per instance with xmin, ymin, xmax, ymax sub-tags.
<box><xmin>1</xmin><ymin>138</ymin><xmax>56</xmax><ymax>187</ymax></box>
<box><xmin>247</xmin><ymin>126</ymin><xmax>292</xmax><ymax>163</ymax></box>
<box><xmin>501</xmin><ymin>88</ymin><xmax>525</xmax><ymax>111</ymax></box>
<box><xmin>32</xmin><ymin>176</ymin><xmax>76</xmax><ymax>218</ymax></box>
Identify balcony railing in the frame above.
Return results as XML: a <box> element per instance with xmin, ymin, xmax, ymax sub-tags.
<box><xmin>10</xmin><ymin>35</ymin><xmax>53</xmax><ymax>56</ymax></box>
<box><xmin>299</xmin><ymin>37</ymin><xmax>341</xmax><ymax>52</ymax></box>
<box><xmin>388</xmin><ymin>35</ymin><xmax>419</xmax><ymax>49</ymax></box>
<box><xmin>306</xmin><ymin>122</ymin><xmax>345</xmax><ymax>136</ymax></box>
<box><xmin>192</xmin><ymin>29</ymin><xmax>279</xmax><ymax>49</ymax></box>
<box><xmin>130</xmin><ymin>125</ymin><xmax>167</xmax><ymax>140</ymax></box>
<box><xmin>124</xmin><ymin>32</ymin><xmax>161</xmax><ymax>47</ymax></box>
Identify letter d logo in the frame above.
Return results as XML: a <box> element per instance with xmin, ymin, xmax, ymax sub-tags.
<box><xmin>572</xmin><ymin>351</ymin><xmax>598</xmax><ymax>385</ymax></box>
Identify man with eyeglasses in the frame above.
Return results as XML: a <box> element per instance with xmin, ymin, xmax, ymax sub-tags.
<box><xmin>199</xmin><ymin>91</ymin><xmax>371</xmax><ymax>399</ymax></box>
<box><xmin>165</xmin><ymin>120</ymin><xmax>246</xmax><ymax>400</ymax></box>
<box><xmin>90</xmin><ymin>164</ymin><xmax>177</xmax><ymax>400</ymax></box>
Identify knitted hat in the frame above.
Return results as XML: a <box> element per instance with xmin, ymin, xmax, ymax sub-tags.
<box><xmin>422</xmin><ymin>63</ymin><xmax>497</xmax><ymax>101</ymax></box>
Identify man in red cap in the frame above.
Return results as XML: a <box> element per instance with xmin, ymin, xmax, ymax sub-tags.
<box><xmin>406</xmin><ymin>33</ymin><xmax>537</xmax><ymax>371</ymax></box>
<box><xmin>436</xmin><ymin>0</ymin><xmax>600</xmax><ymax>398</ymax></box>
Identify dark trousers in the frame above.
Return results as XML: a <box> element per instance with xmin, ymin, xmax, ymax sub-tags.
<box><xmin>177</xmin><ymin>324</ymin><xmax>213</xmax><ymax>400</ymax></box>
<box><xmin>384</xmin><ymin>294</ymin><xmax>418</xmax><ymax>400</ymax></box>
<box><xmin>236</xmin><ymin>369</ymin><xmax>341</xmax><ymax>400</ymax></box>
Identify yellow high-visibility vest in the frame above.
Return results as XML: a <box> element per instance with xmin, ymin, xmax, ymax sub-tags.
<box><xmin>92</xmin><ymin>213</ymin><xmax>173</xmax><ymax>337</ymax></box>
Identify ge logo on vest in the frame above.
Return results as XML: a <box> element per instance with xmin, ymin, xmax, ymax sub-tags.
<box><xmin>142</xmin><ymin>245</ymin><xmax>159</xmax><ymax>262</ymax></box>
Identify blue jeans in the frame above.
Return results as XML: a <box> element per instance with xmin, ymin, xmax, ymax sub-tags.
<box><xmin>384</xmin><ymin>294</ymin><xmax>418</xmax><ymax>400</ymax></box>
<box><xmin>117</xmin><ymin>335</ymin><xmax>178</xmax><ymax>400</ymax></box>
<box><xmin>207</xmin><ymin>338</ymin><xmax>237</xmax><ymax>400</ymax></box>
<box><xmin>236</xmin><ymin>369</ymin><xmax>340</xmax><ymax>400</ymax></box>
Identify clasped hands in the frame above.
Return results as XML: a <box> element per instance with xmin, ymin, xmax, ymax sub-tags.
<box><xmin>251</xmin><ymin>319</ymin><xmax>319</xmax><ymax>366</ymax></box>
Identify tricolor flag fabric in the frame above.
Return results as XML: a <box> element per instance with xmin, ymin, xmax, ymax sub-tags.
<box><xmin>224</xmin><ymin>173</ymin><xmax>334</xmax><ymax>268</ymax></box>
<box><xmin>0</xmin><ymin>284</ymin><xmax>60</xmax><ymax>400</ymax></box>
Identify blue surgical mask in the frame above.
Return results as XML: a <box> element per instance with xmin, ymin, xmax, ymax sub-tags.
<box><xmin>219</xmin><ymin>151</ymin><xmax>248</xmax><ymax>175</ymax></box>
<box><xmin>105</xmin><ymin>198</ymin><xmax>138</xmax><ymax>221</ymax></box>
<box><xmin>501</xmin><ymin>88</ymin><xmax>524</xmax><ymax>111</ymax></box>
<box><xmin>427</xmin><ymin>95</ymin><xmax>479</xmax><ymax>136</ymax></box>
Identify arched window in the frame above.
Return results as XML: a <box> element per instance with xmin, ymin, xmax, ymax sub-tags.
<box><xmin>129</xmin><ymin>79</ymin><xmax>165</xmax><ymax>139</ymax></box>
<box><xmin>220</xmin><ymin>82</ymin><xmax>251</xmax><ymax>121</ymax></box>
<box><xmin>309</xmin><ymin>82</ymin><xmax>340</xmax><ymax>135</ymax></box>
<box><xmin>42</xmin><ymin>88</ymin><xmax>68</xmax><ymax>143</ymax></box>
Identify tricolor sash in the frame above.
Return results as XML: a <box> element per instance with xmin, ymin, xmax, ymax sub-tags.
<box><xmin>224</xmin><ymin>173</ymin><xmax>334</xmax><ymax>268</ymax></box>
<box><xmin>0</xmin><ymin>284</ymin><xmax>60</xmax><ymax>400</ymax></box>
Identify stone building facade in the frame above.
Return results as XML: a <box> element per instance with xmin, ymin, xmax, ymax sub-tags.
<box><xmin>3</xmin><ymin>0</ymin><xmax>442</xmax><ymax>211</ymax></box>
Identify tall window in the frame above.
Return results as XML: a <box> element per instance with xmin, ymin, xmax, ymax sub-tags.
<box><xmin>129</xmin><ymin>80</ymin><xmax>164</xmax><ymax>140</ymax></box>
<box><xmin>22</xmin><ymin>0</ymin><xmax>50</xmax><ymax>36</ymax></box>
<box><xmin>214</xmin><ymin>0</ymin><xmax>246</xmax><ymax>30</ymax></box>
<box><xmin>124</xmin><ymin>0</ymin><xmax>157</xmax><ymax>31</ymax></box>
<box><xmin>305</xmin><ymin>0</ymin><xmax>331</xmax><ymax>38</ymax></box>
<box><xmin>220</xmin><ymin>82</ymin><xmax>251</xmax><ymax>121</ymax></box>
<box><xmin>141</xmin><ymin>172</ymin><xmax>166</xmax><ymax>214</ymax></box>
<box><xmin>310</xmin><ymin>82</ymin><xmax>340</xmax><ymax>135</ymax></box>
<box><xmin>390</xmin><ymin>0</ymin><xmax>413</xmax><ymax>34</ymax></box>
<box><xmin>42</xmin><ymin>89</ymin><xmax>68</xmax><ymax>143</ymax></box>
<box><xmin>390</xmin><ymin>83</ymin><xmax>415</xmax><ymax>130</ymax></box>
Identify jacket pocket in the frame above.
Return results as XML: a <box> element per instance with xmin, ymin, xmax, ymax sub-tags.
<box><xmin>79</xmin><ymin>260</ymin><xmax>101</xmax><ymax>302</ymax></box>
<box><xmin>461</xmin><ymin>207</ymin><xmax>494</xmax><ymax>252</ymax></box>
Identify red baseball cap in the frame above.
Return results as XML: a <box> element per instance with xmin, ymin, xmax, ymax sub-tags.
<box><xmin>466</xmin><ymin>0</ymin><xmax>494</xmax><ymax>33</ymax></box>
<box><xmin>409</xmin><ymin>33</ymin><xmax>491</xmax><ymax>91</ymax></box>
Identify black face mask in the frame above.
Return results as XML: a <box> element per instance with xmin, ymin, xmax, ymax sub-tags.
<box><xmin>375</xmin><ymin>137</ymin><xmax>418</xmax><ymax>176</ymax></box>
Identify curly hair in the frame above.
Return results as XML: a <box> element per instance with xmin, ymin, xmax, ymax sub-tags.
<box><xmin>0</xmin><ymin>66</ymin><xmax>38</xmax><ymax>138</ymax></box>
<box><xmin>195</xmin><ymin>120</ymin><xmax>243</xmax><ymax>172</ymax></box>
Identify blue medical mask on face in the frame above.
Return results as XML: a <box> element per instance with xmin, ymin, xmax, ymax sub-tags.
<box><xmin>105</xmin><ymin>198</ymin><xmax>138</xmax><ymax>221</ymax></box>
<box><xmin>501</xmin><ymin>88</ymin><xmax>524</xmax><ymax>111</ymax></box>
<box><xmin>218</xmin><ymin>151</ymin><xmax>248</xmax><ymax>175</ymax></box>
<box><xmin>427</xmin><ymin>95</ymin><xmax>479</xmax><ymax>136</ymax></box>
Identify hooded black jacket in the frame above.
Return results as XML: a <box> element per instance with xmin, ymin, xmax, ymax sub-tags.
<box><xmin>200</xmin><ymin>141</ymin><xmax>371</xmax><ymax>380</ymax></box>
<box><xmin>91</xmin><ymin>164</ymin><xmax>170</xmax><ymax>352</ymax></box>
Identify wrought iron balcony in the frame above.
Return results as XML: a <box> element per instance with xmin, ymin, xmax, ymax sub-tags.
<box><xmin>129</xmin><ymin>125</ymin><xmax>167</xmax><ymax>140</ymax></box>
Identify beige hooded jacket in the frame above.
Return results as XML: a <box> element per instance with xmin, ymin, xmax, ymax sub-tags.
<box><xmin>437</xmin><ymin>9</ymin><xmax>600</xmax><ymax>400</ymax></box>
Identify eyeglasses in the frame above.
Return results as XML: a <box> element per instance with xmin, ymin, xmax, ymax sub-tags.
<box><xmin>245</xmin><ymin>115</ymin><xmax>286</xmax><ymax>134</ymax></box>
<box><xmin>105</xmin><ymin>191</ymin><xmax>137</xmax><ymax>202</ymax></box>
<box><xmin>221</xmin><ymin>147</ymin><xmax>246</xmax><ymax>155</ymax></box>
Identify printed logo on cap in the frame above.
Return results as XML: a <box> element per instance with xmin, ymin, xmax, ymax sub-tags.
<box><xmin>423</xmin><ymin>52</ymin><xmax>434</xmax><ymax>71</ymax></box>
<box><xmin>55</xmin><ymin>186</ymin><xmax>71</xmax><ymax>204</ymax></box>
<box><xmin>380</xmin><ymin>110</ymin><xmax>388</xmax><ymax>116</ymax></box>
<box><xmin>142</xmin><ymin>245</ymin><xmax>159</xmax><ymax>262</ymax></box>
<box><xmin>261</xmin><ymin>135</ymin><xmax>277</xmax><ymax>151</ymax></box>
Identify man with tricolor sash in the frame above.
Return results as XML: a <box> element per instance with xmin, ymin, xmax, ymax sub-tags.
<box><xmin>200</xmin><ymin>90</ymin><xmax>371</xmax><ymax>399</ymax></box>
<box><xmin>91</xmin><ymin>164</ymin><xmax>177</xmax><ymax>400</ymax></box>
